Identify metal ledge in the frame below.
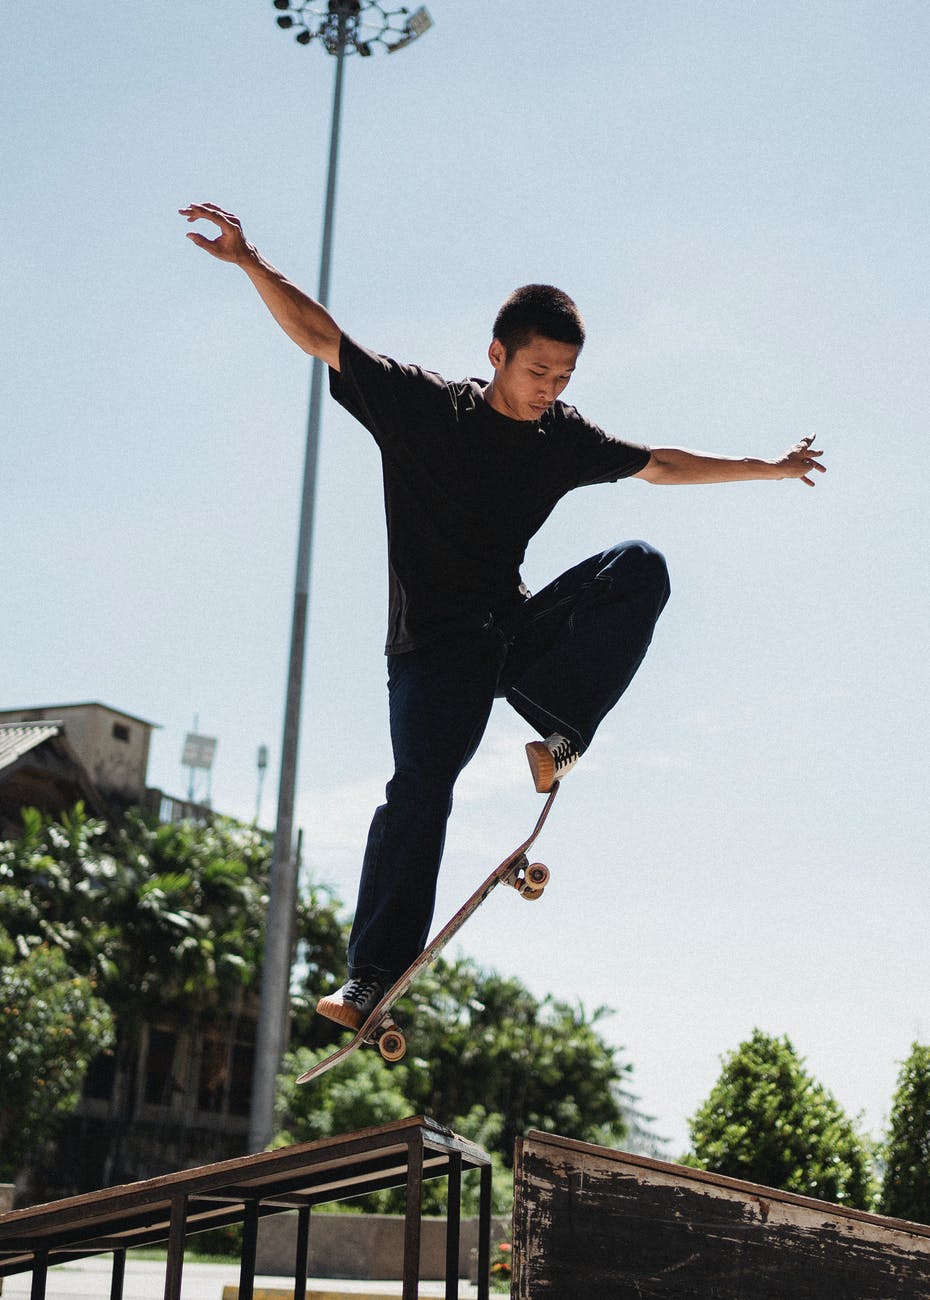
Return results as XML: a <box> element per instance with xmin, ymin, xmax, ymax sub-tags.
<box><xmin>0</xmin><ymin>1115</ymin><xmax>492</xmax><ymax>1300</ymax></box>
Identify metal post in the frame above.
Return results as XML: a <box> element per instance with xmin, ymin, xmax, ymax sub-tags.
<box><xmin>163</xmin><ymin>1194</ymin><xmax>187</xmax><ymax>1300</ymax></box>
<box><xmin>477</xmin><ymin>1164</ymin><xmax>492</xmax><ymax>1300</ymax></box>
<box><xmin>403</xmin><ymin>1131</ymin><xmax>425</xmax><ymax>1300</ymax></box>
<box><xmin>294</xmin><ymin>1205</ymin><xmax>311</xmax><ymax>1296</ymax></box>
<box><xmin>445</xmin><ymin>1151</ymin><xmax>462</xmax><ymax>1300</ymax></box>
<box><xmin>248</xmin><ymin>14</ymin><xmax>348</xmax><ymax>1154</ymax></box>
<box><xmin>109</xmin><ymin>1249</ymin><xmax>126</xmax><ymax>1300</ymax></box>
<box><xmin>238</xmin><ymin>1201</ymin><xmax>260</xmax><ymax>1300</ymax></box>
<box><xmin>29</xmin><ymin>1251</ymin><xmax>47</xmax><ymax>1300</ymax></box>
<box><xmin>248</xmin><ymin>0</ymin><xmax>433</xmax><ymax>1154</ymax></box>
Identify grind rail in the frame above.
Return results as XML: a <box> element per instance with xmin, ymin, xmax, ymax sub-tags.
<box><xmin>0</xmin><ymin>1115</ymin><xmax>492</xmax><ymax>1300</ymax></box>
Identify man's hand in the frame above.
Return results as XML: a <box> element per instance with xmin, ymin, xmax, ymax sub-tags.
<box><xmin>179</xmin><ymin>201</ymin><xmax>342</xmax><ymax>368</ymax></box>
<box><xmin>774</xmin><ymin>434</ymin><xmax>826</xmax><ymax>487</ymax></box>
<box><xmin>179</xmin><ymin>203</ymin><xmax>251</xmax><ymax>264</ymax></box>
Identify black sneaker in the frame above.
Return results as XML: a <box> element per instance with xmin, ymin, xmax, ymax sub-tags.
<box><xmin>525</xmin><ymin>733</ymin><xmax>580</xmax><ymax>793</ymax></box>
<box><xmin>316</xmin><ymin>977</ymin><xmax>384</xmax><ymax>1030</ymax></box>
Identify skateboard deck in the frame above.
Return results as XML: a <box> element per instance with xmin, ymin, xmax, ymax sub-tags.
<box><xmin>297</xmin><ymin>783</ymin><xmax>559</xmax><ymax>1085</ymax></box>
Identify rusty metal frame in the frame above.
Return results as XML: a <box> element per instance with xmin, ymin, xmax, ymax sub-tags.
<box><xmin>0</xmin><ymin>1115</ymin><xmax>491</xmax><ymax>1300</ymax></box>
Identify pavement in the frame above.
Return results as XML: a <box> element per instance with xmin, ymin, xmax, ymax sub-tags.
<box><xmin>0</xmin><ymin>1255</ymin><xmax>481</xmax><ymax>1298</ymax></box>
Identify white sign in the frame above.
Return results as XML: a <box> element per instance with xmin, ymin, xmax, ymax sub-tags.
<box><xmin>182</xmin><ymin>733</ymin><xmax>217</xmax><ymax>770</ymax></box>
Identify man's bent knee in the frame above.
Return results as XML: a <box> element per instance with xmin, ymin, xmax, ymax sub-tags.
<box><xmin>599</xmin><ymin>540</ymin><xmax>671</xmax><ymax>603</ymax></box>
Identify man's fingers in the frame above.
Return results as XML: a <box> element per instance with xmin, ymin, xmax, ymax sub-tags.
<box><xmin>179</xmin><ymin>202</ymin><xmax>238</xmax><ymax>228</ymax></box>
<box><xmin>786</xmin><ymin>432</ymin><xmax>826</xmax><ymax>485</ymax></box>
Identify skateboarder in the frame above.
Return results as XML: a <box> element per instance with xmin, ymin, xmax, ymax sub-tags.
<box><xmin>180</xmin><ymin>202</ymin><xmax>826</xmax><ymax>1031</ymax></box>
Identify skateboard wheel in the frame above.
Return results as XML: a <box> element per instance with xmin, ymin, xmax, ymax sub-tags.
<box><xmin>378</xmin><ymin>1029</ymin><xmax>407</xmax><ymax>1063</ymax></box>
<box><xmin>518</xmin><ymin>884</ymin><xmax>545</xmax><ymax>901</ymax></box>
<box><xmin>525</xmin><ymin>862</ymin><xmax>550</xmax><ymax>889</ymax></box>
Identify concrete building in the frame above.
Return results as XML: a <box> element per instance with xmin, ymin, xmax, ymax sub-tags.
<box><xmin>0</xmin><ymin>702</ymin><xmax>214</xmax><ymax>833</ymax></box>
<box><xmin>0</xmin><ymin>702</ymin><xmax>157</xmax><ymax>807</ymax></box>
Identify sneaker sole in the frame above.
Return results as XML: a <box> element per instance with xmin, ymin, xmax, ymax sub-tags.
<box><xmin>315</xmin><ymin>995</ymin><xmax>365</xmax><ymax>1030</ymax></box>
<box><xmin>525</xmin><ymin>741</ymin><xmax>556</xmax><ymax>794</ymax></box>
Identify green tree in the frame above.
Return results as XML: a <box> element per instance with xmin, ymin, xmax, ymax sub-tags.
<box><xmin>879</xmin><ymin>1043</ymin><xmax>930</xmax><ymax>1224</ymax></box>
<box><xmin>0</xmin><ymin>925</ymin><xmax>114</xmax><ymax>1180</ymax></box>
<box><xmin>0</xmin><ymin>804</ymin><xmax>348</xmax><ymax>1182</ymax></box>
<box><xmin>0</xmin><ymin>807</ymin><xmax>270</xmax><ymax>1119</ymax></box>
<box><xmin>0</xmin><ymin>804</ymin><xmax>122</xmax><ymax>984</ymax></box>
<box><xmin>684</xmin><ymin>1028</ymin><xmax>875</xmax><ymax>1208</ymax></box>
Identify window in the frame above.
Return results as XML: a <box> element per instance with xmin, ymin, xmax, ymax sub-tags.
<box><xmin>83</xmin><ymin>1048</ymin><xmax>117</xmax><ymax>1100</ymax></box>
<box><xmin>112</xmin><ymin>722</ymin><xmax>131</xmax><ymax>742</ymax></box>
<box><xmin>144</xmin><ymin>1029</ymin><xmax>178</xmax><ymax>1105</ymax></box>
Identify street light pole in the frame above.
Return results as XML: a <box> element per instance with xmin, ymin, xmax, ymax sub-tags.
<box><xmin>249</xmin><ymin>0</ymin><xmax>433</xmax><ymax>1154</ymax></box>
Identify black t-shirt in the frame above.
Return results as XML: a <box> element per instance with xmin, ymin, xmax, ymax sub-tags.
<box><xmin>329</xmin><ymin>333</ymin><xmax>651</xmax><ymax>654</ymax></box>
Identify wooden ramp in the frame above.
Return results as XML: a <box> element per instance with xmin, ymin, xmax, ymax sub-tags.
<box><xmin>0</xmin><ymin>1116</ymin><xmax>492</xmax><ymax>1300</ymax></box>
<box><xmin>513</xmin><ymin>1130</ymin><xmax>930</xmax><ymax>1298</ymax></box>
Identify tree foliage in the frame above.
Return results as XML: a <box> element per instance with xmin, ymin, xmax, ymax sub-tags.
<box><xmin>0</xmin><ymin>804</ymin><xmax>346</xmax><ymax>1026</ymax></box>
<box><xmin>0</xmin><ymin>804</ymin><xmax>347</xmax><ymax>1183</ymax></box>
<box><xmin>879</xmin><ymin>1043</ymin><xmax>930</xmax><ymax>1224</ymax></box>
<box><xmin>684</xmin><ymin>1028</ymin><xmax>875</xmax><ymax>1209</ymax></box>
<box><xmin>0</xmin><ymin>924</ymin><xmax>114</xmax><ymax>1180</ymax></box>
<box><xmin>1</xmin><ymin>805</ymin><xmax>267</xmax><ymax>1014</ymax></box>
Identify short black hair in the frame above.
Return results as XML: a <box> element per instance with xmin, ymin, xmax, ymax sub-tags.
<box><xmin>492</xmin><ymin>284</ymin><xmax>586</xmax><ymax>357</ymax></box>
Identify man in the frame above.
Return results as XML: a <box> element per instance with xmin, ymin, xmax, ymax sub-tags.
<box><xmin>180</xmin><ymin>202</ymin><xmax>825</xmax><ymax>1029</ymax></box>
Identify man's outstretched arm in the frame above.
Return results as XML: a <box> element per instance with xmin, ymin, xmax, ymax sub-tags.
<box><xmin>179</xmin><ymin>203</ymin><xmax>342</xmax><ymax>370</ymax></box>
<box><xmin>635</xmin><ymin>434</ymin><xmax>826</xmax><ymax>487</ymax></box>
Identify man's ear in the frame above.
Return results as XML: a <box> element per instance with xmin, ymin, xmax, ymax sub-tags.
<box><xmin>488</xmin><ymin>338</ymin><xmax>507</xmax><ymax>372</ymax></box>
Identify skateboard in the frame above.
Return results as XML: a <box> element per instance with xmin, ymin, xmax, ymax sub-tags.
<box><xmin>297</xmin><ymin>783</ymin><xmax>559</xmax><ymax>1085</ymax></box>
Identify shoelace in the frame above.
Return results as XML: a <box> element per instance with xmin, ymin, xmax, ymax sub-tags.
<box><xmin>550</xmin><ymin>737</ymin><xmax>576</xmax><ymax>770</ymax></box>
<box><xmin>344</xmin><ymin>979</ymin><xmax>381</xmax><ymax>1007</ymax></box>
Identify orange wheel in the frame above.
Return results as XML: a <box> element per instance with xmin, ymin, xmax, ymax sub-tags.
<box><xmin>378</xmin><ymin>1029</ymin><xmax>407</xmax><ymax>1062</ymax></box>
<box><xmin>518</xmin><ymin>885</ymin><xmax>545</xmax><ymax>901</ymax></box>
<box><xmin>525</xmin><ymin>862</ymin><xmax>550</xmax><ymax>889</ymax></box>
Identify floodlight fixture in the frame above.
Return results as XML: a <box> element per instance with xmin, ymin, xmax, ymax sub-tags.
<box><xmin>272</xmin><ymin>0</ymin><xmax>433</xmax><ymax>57</ymax></box>
<box><xmin>388</xmin><ymin>6</ymin><xmax>433</xmax><ymax>53</ymax></box>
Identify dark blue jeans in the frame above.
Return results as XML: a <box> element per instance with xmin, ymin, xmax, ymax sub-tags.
<box><xmin>348</xmin><ymin>541</ymin><xmax>670</xmax><ymax>984</ymax></box>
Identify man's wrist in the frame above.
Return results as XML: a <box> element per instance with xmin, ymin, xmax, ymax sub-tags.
<box><xmin>237</xmin><ymin>242</ymin><xmax>263</xmax><ymax>271</ymax></box>
<box><xmin>745</xmin><ymin>456</ymin><xmax>780</xmax><ymax>481</ymax></box>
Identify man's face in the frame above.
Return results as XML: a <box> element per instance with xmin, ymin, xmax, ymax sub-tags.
<box><xmin>487</xmin><ymin>334</ymin><xmax>580</xmax><ymax>422</ymax></box>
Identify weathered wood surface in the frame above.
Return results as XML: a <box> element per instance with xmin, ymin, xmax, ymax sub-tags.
<box><xmin>513</xmin><ymin>1131</ymin><xmax>930</xmax><ymax>1298</ymax></box>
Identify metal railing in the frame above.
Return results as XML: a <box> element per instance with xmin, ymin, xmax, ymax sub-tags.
<box><xmin>0</xmin><ymin>1115</ymin><xmax>492</xmax><ymax>1300</ymax></box>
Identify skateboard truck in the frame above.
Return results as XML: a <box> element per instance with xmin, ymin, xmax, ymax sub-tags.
<box><xmin>502</xmin><ymin>853</ymin><xmax>551</xmax><ymax>901</ymax></box>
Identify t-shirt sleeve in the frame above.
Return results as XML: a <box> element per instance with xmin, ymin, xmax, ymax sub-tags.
<box><xmin>559</xmin><ymin>404</ymin><xmax>652</xmax><ymax>485</ymax></box>
<box><xmin>328</xmin><ymin>332</ymin><xmax>449</xmax><ymax>455</ymax></box>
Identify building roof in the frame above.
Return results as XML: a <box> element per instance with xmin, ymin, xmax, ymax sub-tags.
<box><xmin>0</xmin><ymin>721</ymin><xmax>64</xmax><ymax>774</ymax></box>
<box><xmin>0</xmin><ymin>702</ymin><xmax>160</xmax><ymax>730</ymax></box>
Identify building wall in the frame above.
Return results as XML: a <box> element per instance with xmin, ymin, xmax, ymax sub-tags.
<box><xmin>0</xmin><ymin>703</ymin><xmax>155</xmax><ymax>802</ymax></box>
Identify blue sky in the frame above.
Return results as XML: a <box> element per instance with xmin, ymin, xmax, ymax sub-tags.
<box><xmin>3</xmin><ymin>1</ymin><xmax>929</xmax><ymax>1156</ymax></box>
